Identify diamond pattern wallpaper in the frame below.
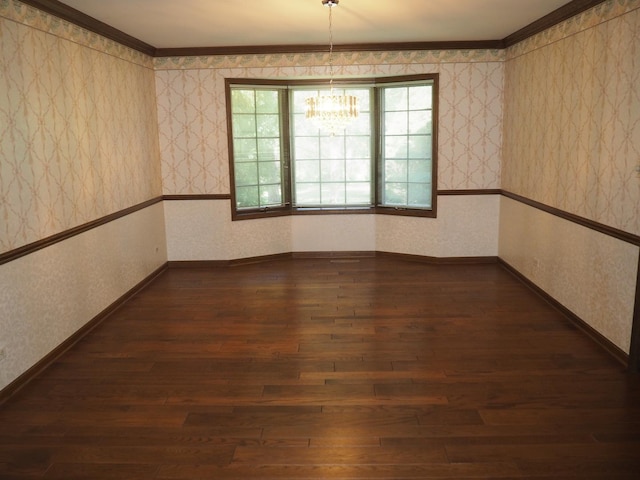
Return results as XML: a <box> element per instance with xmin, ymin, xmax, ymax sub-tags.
<box><xmin>155</xmin><ymin>52</ymin><xmax>505</xmax><ymax>196</ymax></box>
<box><xmin>2</xmin><ymin>0</ymin><xmax>637</xmax><ymax>247</ymax></box>
<box><xmin>0</xmin><ymin>0</ymin><xmax>162</xmax><ymax>254</ymax></box>
<box><xmin>503</xmin><ymin>0</ymin><xmax>640</xmax><ymax>236</ymax></box>
<box><xmin>500</xmin><ymin>0</ymin><xmax>640</xmax><ymax>353</ymax></box>
<box><xmin>0</xmin><ymin>0</ymin><xmax>639</xmax><ymax>389</ymax></box>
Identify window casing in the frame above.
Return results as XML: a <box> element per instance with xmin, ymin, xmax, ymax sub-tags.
<box><xmin>226</xmin><ymin>74</ymin><xmax>438</xmax><ymax>219</ymax></box>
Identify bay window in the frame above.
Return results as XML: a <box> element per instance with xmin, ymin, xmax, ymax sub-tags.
<box><xmin>226</xmin><ymin>74</ymin><xmax>438</xmax><ymax>219</ymax></box>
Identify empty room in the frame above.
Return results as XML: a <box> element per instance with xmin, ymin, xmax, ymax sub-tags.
<box><xmin>1</xmin><ymin>0</ymin><xmax>639</xmax><ymax>478</ymax></box>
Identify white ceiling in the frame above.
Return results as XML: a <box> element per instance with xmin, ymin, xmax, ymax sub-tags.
<box><xmin>56</xmin><ymin>0</ymin><xmax>572</xmax><ymax>49</ymax></box>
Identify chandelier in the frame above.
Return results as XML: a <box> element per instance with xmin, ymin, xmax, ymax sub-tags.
<box><xmin>305</xmin><ymin>0</ymin><xmax>359</xmax><ymax>135</ymax></box>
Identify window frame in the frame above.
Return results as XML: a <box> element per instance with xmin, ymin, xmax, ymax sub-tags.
<box><xmin>225</xmin><ymin>74</ymin><xmax>438</xmax><ymax>220</ymax></box>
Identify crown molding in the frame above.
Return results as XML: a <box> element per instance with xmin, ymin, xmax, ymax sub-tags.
<box><xmin>17</xmin><ymin>0</ymin><xmax>156</xmax><ymax>56</ymax></box>
<box><xmin>17</xmin><ymin>0</ymin><xmax>609</xmax><ymax>58</ymax></box>
<box><xmin>503</xmin><ymin>0</ymin><xmax>608</xmax><ymax>47</ymax></box>
<box><xmin>154</xmin><ymin>40</ymin><xmax>504</xmax><ymax>58</ymax></box>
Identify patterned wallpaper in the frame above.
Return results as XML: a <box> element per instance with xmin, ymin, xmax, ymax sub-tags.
<box><xmin>0</xmin><ymin>0</ymin><xmax>162</xmax><ymax>254</ymax></box>
<box><xmin>502</xmin><ymin>0</ymin><xmax>640</xmax><ymax>236</ymax></box>
<box><xmin>155</xmin><ymin>51</ymin><xmax>504</xmax><ymax>195</ymax></box>
<box><xmin>4</xmin><ymin>0</ymin><xmax>638</xmax><ymax>251</ymax></box>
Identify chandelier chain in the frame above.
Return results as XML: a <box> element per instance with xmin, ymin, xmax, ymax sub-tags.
<box><xmin>328</xmin><ymin>3</ymin><xmax>334</xmax><ymax>91</ymax></box>
<box><xmin>305</xmin><ymin>0</ymin><xmax>358</xmax><ymax>135</ymax></box>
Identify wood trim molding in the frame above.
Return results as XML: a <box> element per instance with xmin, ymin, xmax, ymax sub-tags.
<box><xmin>18</xmin><ymin>0</ymin><xmax>156</xmax><ymax>56</ymax></box>
<box><xmin>377</xmin><ymin>251</ymin><xmax>499</xmax><ymax>265</ymax></box>
<box><xmin>164</xmin><ymin>190</ymin><xmax>510</xmax><ymax>200</ymax></box>
<box><xmin>0</xmin><ymin>190</ymin><xmax>496</xmax><ymax>267</ymax></box>
<box><xmin>168</xmin><ymin>253</ymin><xmax>292</xmax><ymax>268</ymax></box>
<box><xmin>438</xmin><ymin>189</ymin><xmax>501</xmax><ymax>196</ymax></box>
<box><xmin>498</xmin><ymin>258</ymin><xmax>630</xmax><ymax>369</ymax></box>
<box><xmin>0</xmin><ymin>263</ymin><xmax>168</xmax><ymax>405</ymax></box>
<box><xmin>501</xmin><ymin>190</ymin><xmax>640</xmax><ymax>247</ymax></box>
<box><xmin>155</xmin><ymin>40</ymin><xmax>504</xmax><ymax>58</ymax></box>
<box><xmin>19</xmin><ymin>0</ymin><xmax>607</xmax><ymax>57</ymax></box>
<box><xmin>0</xmin><ymin>197</ymin><xmax>164</xmax><ymax>266</ymax></box>
<box><xmin>167</xmin><ymin>260</ymin><xmax>232</xmax><ymax>268</ymax></box>
<box><xmin>292</xmin><ymin>251</ymin><xmax>376</xmax><ymax>260</ymax></box>
<box><xmin>169</xmin><ymin>251</ymin><xmax>499</xmax><ymax>266</ymax></box>
<box><xmin>4</xmin><ymin>190</ymin><xmax>633</xmax><ymax>266</ymax></box>
<box><xmin>503</xmin><ymin>0</ymin><xmax>608</xmax><ymax>47</ymax></box>
<box><xmin>163</xmin><ymin>194</ymin><xmax>232</xmax><ymax>201</ymax></box>
<box><xmin>629</xmin><ymin>255</ymin><xmax>640</xmax><ymax>374</ymax></box>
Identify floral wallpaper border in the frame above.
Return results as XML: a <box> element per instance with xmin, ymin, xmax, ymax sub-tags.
<box><xmin>1</xmin><ymin>0</ymin><xmax>152</xmax><ymax>68</ymax></box>
<box><xmin>507</xmin><ymin>0</ymin><xmax>640</xmax><ymax>59</ymax></box>
<box><xmin>154</xmin><ymin>49</ymin><xmax>505</xmax><ymax>71</ymax></box>
<box><xmin>4</xmin><ymin>0</ymin><xmax>638</xmax><ymax>70</ymax></box>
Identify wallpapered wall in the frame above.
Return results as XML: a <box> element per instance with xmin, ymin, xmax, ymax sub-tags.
<box><xmin>1</xmin><ymin>0</ymin><xmax>639</xmax><ymax>389</ymax></box>
<box><xmin>500</xmin><ymin>0</ymin><xmax>640</xmax><ymax>353</ymax></box>
<box><xmin>0</xmin><ymin>0</ymin><xmax>163</xmax><ymax>254</ymax></box>
<box><xmin>156</xmin><ymin>54</ymin><xmax>505</xmax><ymax>261</ymax></box>
<box><xmin>0</xmin><ymin>0</ymin><xmax>167</xmax><ymax>391</ymax></box>
<box><xmin>503</xmin><ymin>0</ymin><xmax>640</xmax><ymax>237</ymax></box>
<box><xmin>155</xmin><ymin>51</ymin><xmax>504</xmax><ymax>195</ymax></box>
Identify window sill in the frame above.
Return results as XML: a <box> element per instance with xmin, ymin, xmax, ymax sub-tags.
<box><xmin>233</xmin><ymin>205</ymin><xmax>436</xmax><ymax>220</ymax></box>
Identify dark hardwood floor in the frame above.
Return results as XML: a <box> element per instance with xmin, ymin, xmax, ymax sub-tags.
<box><xmin>1</xmin><ymin>257</ymin><xmax>639</xmax><ymax>479</ymax></box>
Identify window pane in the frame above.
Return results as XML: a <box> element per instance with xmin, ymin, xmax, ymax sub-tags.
<box><xmin>259</xmin><ymin>161</ymin><xmax>281</xmax><ymax>184</ymax></box>
<box><xmin>293</xmin><ymin>111</ymin><xmax>318</xmax><ymax>136</ymax></box>
<box><xmin>385</xmin><ymin>111</ymin><xmax>408</xmax><ymax>135</ymax></box>
<box><xmin>232</xmin><ymin>114</ymin><xmax>256</xmax><ymax>138</ymax></box>
<box><xmin>409</xmin><ymin>85</ymin><xmax>432</xmax><ymax>110</ymax></box>
<box><xmin>320</xmin><ymin>137</ymin><xmax>345</xmax><ymax>159</ymax></box>
<box><xmin>230</xmin><ymin>87</ymin><xmax>285</xmax><ymax>210</ymax></box>
<box><xmin>384</xmin><ymin>88</ymin><xmax>408</xmax><ymax>111</ymax></box>
<box><xmin>409</xmin><ymin>110</ymin><xmax>431</xmax><ymax>134</ymax></box>
<box><xmin>408</xmin><ymin>183</ymin><xmax>431</xmax><ymax>207</ymax></box>
<box><xmin>257</xmin><ymin>138</ymin><xmax>280</xmax><ymax>161</ymax></box>
<box><xmin>408</xmin><ymin>159</ymin><xmax>431</xmax><ymax>183</ymax></box>
<box><xmin>385</xmin><ymin>160</ymin><xmax>407</xmax><ymax>182</ymax></box>
<box><xmin>380</xmin><ymin>81</ymin><xmax>434</xmax><ymax>210</ymax></box>
<box><xmin>295</xmin><ymin>160</ymin><xmax>320</xmax><ymax>182</ymax></box>
<box><xmin>345</xmin><ymin>136</ymin><xmax>371</xmax><ymax>159</ymax></box>
<box><xmin>321</xmin><ymin>160</ymin><xmax>346</xmax><ymax>182</ymax></box>
<box><xmin>259</xmin><ymin>184</ymin><xmax>282</xmax><ymax>205</ymax></box>
<box><xmin>234</xmin><ymin>138</ymin><xmax>257</xmax><ymax>161</ymax></box>
<box><xmin>346</xmin><ymin>159</ymin><xmax>370</xmax><ymax>182</ymax></box>
<box><xmin>294</xmin><ymin>136</ymin><xmax>320</xmax><ymax>160</ymax></box>
<box><xmin>408</xmin><ymin>135</ymin><xmax>431</xmax><ymax>159</ymax></box>
<box><xmin>384</xmin><ymin>183</ymin><xmax>408</xmax><ymax>205</ymax></box>
<box><xmin>346</xmin><ymin>183</ymin><xmax>371</xmax><ymax>204</ymax></box>
<box><xmin>231</xmin><ymin>90</ymin><xmax>255</xmax><ymax>113</ymax></box>
<box><xmin>257</xmin><ymin>114</ymin><xmax>280</xmax><ymax>137</ymax></box>
<box><xmin>296</xmin><ymin>183</ymin><xmax>320</xmax><ymax>205</ymax></box>
<box><xmin>291</xmin><ymin>87</ymin><xmax>372</xmax><ymax>208</ymax></box>
<box><xmin>292</xmin><ymin>90</ymin><xmax>316</xmax><ymax>114</ymax></box>
<box><xmin>235</xmin><ymin>163</ymin><xmax>258</xmax><ymax>186</ymax></box>
<box><xmin>321</xmin><ymin>183</ymin><xmax>346</xmax><ymax>205</ymax></box>
<box><xmin>236</xmin><ymin>186</ymin><xmax>260</xmax><ymax>208</ymax></box>
<box><xmin>384</xmin><ymin>136</ymin><xmax>408</xmax><ymax>159</ymax></box>
<box><xmin>256</xmin><ymin>90</ymin><xmax>279</xmax><ymax>113</ymax></box>
<box><xmin>345</xmin><ymin>115</ymin><xmax>370</xmax><ymax>136</ymax></box>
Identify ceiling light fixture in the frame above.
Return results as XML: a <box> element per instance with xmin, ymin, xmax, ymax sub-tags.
<box><xmin>305</xmin><ymin>0</ymin><xmax>358</xmax><ymax>135</ymax></box>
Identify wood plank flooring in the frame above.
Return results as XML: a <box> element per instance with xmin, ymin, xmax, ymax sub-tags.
<box><xmin>1</xmin><ymin>257</ymin><xmax>639</xmax><ymax>479</ymax></box>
